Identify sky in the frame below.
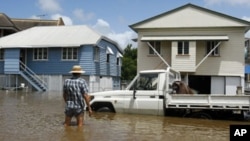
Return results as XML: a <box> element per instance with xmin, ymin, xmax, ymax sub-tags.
<box><xmin>1</xmin><ymin>0</ymin><xmax>250</xmax><ymax>49</ymax></box>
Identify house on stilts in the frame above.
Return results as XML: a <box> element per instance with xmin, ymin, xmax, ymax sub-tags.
<box><xmin>0</xmin><ymin>25</ymin><xmax>123</xmax><ymax>92</ymax></box>
<box><xmin>130</xmin><ymin>3</ymin><xmax>250</xmax><ymax>95</ymax></box>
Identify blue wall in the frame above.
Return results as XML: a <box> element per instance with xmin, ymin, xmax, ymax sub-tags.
<box><xmin>4</xmin><ymin>48</ymin><xmax>20</xmax><ymax>74</ymax></box>
<box><xmin>80</xmin><ymin>39</ymin><xmax>122</xmax><ymax>77</ymax></box>
<box><xmin>1</xmin><ymin>39</ymin><xmax>122</xmax><ymax>78</ymax></box>
<box><xmin>97</xmin><ymin>39</ymin><xmax>121</xmax><ymax>77</ymax></box>
<box><xmin>26</xmin><ymin>47</ymin><xmax>79</xmax><ymax>75</ymax></box>
<box><xmin>79</xmin><ymin>45</ymin><xmax>96</xmax><ymax>75</ymax></box>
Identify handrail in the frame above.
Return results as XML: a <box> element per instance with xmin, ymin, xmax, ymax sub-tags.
<box><xmin>19</xmin><ymin>61</ymin><xmax>47</xmax><ymax>90</ymax></box>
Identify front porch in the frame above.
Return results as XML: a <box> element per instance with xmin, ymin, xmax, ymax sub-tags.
<box><xmin>1</xmin><ymin>48</ymin><xmax>47</xmax><ymax>91</ymax></box>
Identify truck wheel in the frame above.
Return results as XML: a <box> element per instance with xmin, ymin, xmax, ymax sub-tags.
<box><xmin>97</xmin><ymin>107</ymin><xmax>113</xmax><ymax>112</ymax></box>
<box><xmin>188</xmin><ymin>112</ymin><xmax>212</xmax><ymax>119</ymax></box>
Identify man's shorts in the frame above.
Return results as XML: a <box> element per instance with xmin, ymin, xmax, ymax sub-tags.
<box><xmin>65</xmin><ymin>108</ymin><xmax>84</xmax><ymax>117</ymax></box>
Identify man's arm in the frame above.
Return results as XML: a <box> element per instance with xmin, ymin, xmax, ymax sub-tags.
<box><xmin>83</xmin><ymin>94</ymin><xmax>92</xmax><ymax>116</ymax></box>
<box><xmin>63</xmin><ymin>92</ymin><xmax>67</xmax><ymax>102</ymax></box>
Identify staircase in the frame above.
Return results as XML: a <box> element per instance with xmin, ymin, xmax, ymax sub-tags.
<box><xmin>19</xmin><ymin>61</ymin><xmax>48</xmax><ymax>91</ymax></box>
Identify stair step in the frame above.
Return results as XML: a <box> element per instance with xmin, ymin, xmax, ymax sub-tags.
<box><xmin>20</xmin><ymin>71</ymin><xmax>47</xmax><ymax>91</ymax></box>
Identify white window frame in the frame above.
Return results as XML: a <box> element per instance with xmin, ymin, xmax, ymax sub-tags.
<box><xmin>33</xmin><ymin>48</ymin><xmax>48</xmax><ymax>60</ymax></box>
<box><xmin>206</xmin><ymin>41</ymin><xmax>220</xmax><ymax>56</ymax></box>
<box><xmin>94</xmin><ymin>46</ymin><xmax>100</xmax><ymax>62</ymax></box>
<box><xmin>149</xmin><ymin>41</ymin><xmax>161</xmax><ymax>55</ymax></box>
<box><xmin>177</xmin><ymin>41</ymin><xmax>189</xmax><ymax>55</ymax></box>
<box><xmin>62</xmin><ymin>47</ymin><xmax>78</xmax><ymax>61</ymax></box>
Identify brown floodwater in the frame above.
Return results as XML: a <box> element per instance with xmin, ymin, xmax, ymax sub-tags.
<box><xmin>0</xmin><ymin>90</ymin><xmax>248</xmax><ymax>141</ymax></box>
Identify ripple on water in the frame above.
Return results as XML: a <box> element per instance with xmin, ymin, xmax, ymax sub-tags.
<box><xmin>0</xmin><ymin>91</ymin><xmax>239</xmax><ymax>141</ymax></box>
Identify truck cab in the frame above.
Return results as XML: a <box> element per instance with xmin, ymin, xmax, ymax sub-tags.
<box><xmin>89</xmin><ymin>67</ymin><xmax>181</xmax><ymax>116</ymax></box>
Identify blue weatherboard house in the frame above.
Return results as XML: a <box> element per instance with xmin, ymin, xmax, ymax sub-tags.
<box><xmin>0</xmin><ymin>25</ymin><xmax>123</xmax><ymax>92</ymax></box>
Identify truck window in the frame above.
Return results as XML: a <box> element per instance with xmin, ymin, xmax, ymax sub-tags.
<box><xmin>130</xmin><ymin>73</ymin><xmax>158</xmax><ymax>90</ymax></box>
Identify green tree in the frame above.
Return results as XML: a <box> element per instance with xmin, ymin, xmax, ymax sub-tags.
<box><xmin>121</xmin><ymin>44</ymin><xmax>137</xmax><ymax>80</ymax></box>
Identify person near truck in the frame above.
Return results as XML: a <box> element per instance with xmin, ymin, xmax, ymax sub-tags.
<box><xmin>63</xmin><ymin>65</ymin><xmax>92</xmax><ymax>126</ymax></box>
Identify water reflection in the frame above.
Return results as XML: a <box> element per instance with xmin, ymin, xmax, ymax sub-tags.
<box><xmin>0</xmin><ymin>91</ymin><xmax>247</xmax><ymax>141</ymax></box>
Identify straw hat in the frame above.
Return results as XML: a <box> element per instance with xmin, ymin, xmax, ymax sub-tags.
<box><xmin>69</xmin><ymin>65</ymin><xmax>85</xmax><ymax>74</ymax></box>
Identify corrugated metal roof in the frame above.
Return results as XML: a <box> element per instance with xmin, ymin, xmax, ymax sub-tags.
<box><xmin>0</xmin><ymin>25</ymin><xmax>105</xmax><ymax>48</ymax></box>
<box><xmin>0</xmin><ymin>13</ymin><xmax>19</xmax><ymax>31</ymax></box>
<box><xmin>0</xmin><ymin>13</ymin><xmax>15</xmax><ymax>27</ymax></box>
<box><xmin>11</xmin><ymin>18</ymin><xmax>64</xmax><ymax>30</ymax></box>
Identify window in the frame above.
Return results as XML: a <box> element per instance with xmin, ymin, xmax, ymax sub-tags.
<box><xmin>206</xmin><ymin>41</ymin><xmax>220</xmax><ymax>56</ymax></box>
<box><xmin>116</xmin><ymin>52</ymin><xmax>123</xmax><ymax>65</ymax></box>
<box><xmin>94</xmin><ymin>47</ymin><xmax>100</xmax><ymax>61</ymax></box>
<box><xmin>116</xmin><ymin>58</ymin><xmax>120</xmax><ymax>65</ymax></box>
<box><xmin>0</xmin><ymin>49</ymin><xmax>4</xmax><ymax>60</ymax></box>
<box><xmin>130</xmin><ymin>73</ymin><xmax>158</xmax><ymax>90</ymax></box>
<box><xmin>62</xmin><ymin>47</ymin><xmax>78</xmax><ymax>60</ymax></box>
<box><xmin>177</xmin><ymin>41</ymin><xmax>189</xmax><ymax>55</ymax></box>
<box><xmin>149</xmin><ymin>41</ymin><xmax>161</xmax><ymax>55</ymax></box>
<box><xmin>33</xmin><ymin>48</ymin><xmax>48</xmax><ymax>60</ymax></box>
<box><xmin>106</xmin><ymin>47</ymin><xmax>114</xmax><ymax>63</ymax></box>
<box><xmin>106</xmin><ymin>54</ymin><xmax>110</xmax><ymax>63</ymax></box>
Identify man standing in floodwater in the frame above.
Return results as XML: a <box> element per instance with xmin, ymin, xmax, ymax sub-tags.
<box><xmin>63</xmin><ymin>65</ymin><xmax>92</xmax><ymax>126</ymax></box>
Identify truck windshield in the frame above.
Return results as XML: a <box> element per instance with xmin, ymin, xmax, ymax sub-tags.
<box><xmin>130</xmin><ymin>73</ymin><xmax>158</xmax><ymax>90</ymax></box>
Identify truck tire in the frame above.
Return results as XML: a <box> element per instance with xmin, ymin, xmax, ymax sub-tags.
<box><xmin>97</xmin><ymin>107</ymin><xmax>113</xmax><ymax>112</ymax></box>
<box><xmin>91</xmin><ymin>102</ymin><xmax>115</xmax><ymax>113</ymax></box>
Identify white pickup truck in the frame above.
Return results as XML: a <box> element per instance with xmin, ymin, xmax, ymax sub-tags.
<box><xmin>89</xmin><ymin>67</ymin><xmax>250</xmax><ymax>120</ymax></box>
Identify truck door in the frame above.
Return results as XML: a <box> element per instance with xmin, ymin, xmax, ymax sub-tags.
<box><xmin>123</xmin><ymin>73</ymin><xmax>162</xmax><ymax>115</ymax></box>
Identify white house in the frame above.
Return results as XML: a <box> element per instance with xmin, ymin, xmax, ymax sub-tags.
<box><xmin>130</xmin><ymin>3</ymin><xmax>250</xmax><ymax>95</ymax></box>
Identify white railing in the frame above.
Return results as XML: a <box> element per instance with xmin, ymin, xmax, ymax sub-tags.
<box><xmin>167</xmin><ymin>94</ymin><xmax>250</xmax><ymax>110</ymax></box>
<box><xmin>19</xmin><ymin>61</ymin><xmax>47</xmax><ymax>90</ymax></box>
